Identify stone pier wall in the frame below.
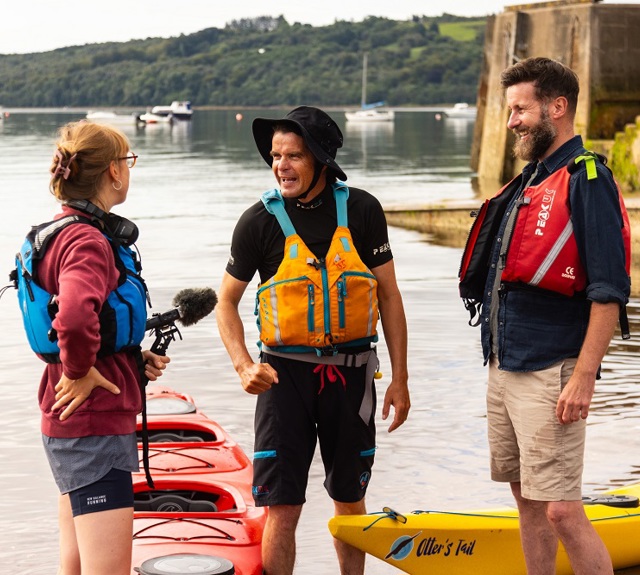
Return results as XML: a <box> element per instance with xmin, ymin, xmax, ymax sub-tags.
<box><xmin>472</xmin><ymin>0</ymin><xmax>640</xmax><ymax>188</ymax></box>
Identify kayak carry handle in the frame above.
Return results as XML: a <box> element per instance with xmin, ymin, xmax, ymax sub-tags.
<box><xmin>582</xmin><ymin>494</ymin><xmax>639</xmax><ymax>508</ymax></box>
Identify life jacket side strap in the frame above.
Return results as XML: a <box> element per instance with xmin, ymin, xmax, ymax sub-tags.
<box><xmin>620</xmin><ymin>306</ymin><xmax>631</xmax><ymax>340</ymax></box>
<box><xmin>463</xmin><ymin>299</ymin><xmax>483</xmax><ymax>327</ymax></box>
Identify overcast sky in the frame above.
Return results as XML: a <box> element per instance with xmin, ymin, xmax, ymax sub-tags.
<box><xmin>1</xmin><ymin>0</ymin><xmax>636</xmax><ymax>55</ymax></box>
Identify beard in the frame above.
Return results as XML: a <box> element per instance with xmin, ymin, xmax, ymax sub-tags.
<box><xmin>512</xmin><ymin>108</ymin><xmax>557</xmax><ymax>162</ymax></box>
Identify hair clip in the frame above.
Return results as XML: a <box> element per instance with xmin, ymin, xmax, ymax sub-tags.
<box><xmin>53</xmin><ymin>150</ymin><xmax>77</xmax><ymax>180</ymax></box>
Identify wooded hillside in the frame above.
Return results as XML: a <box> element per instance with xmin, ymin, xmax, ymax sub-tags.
<box><xmin>0</xmin><ymin>14</ymin><xmax>486</xmax><ymax>108</ymax></box>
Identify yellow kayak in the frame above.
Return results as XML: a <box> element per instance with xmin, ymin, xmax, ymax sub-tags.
<box><xmin>329</xmin><ymin>483</ymin><xmax>640</xmax><ymax>574</ymax></box>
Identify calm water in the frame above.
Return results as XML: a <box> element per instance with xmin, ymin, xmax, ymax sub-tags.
<box><xmin>0</xmin><ymin>110</ymin><xmax>638</xmax><ymax>574</ymax></box>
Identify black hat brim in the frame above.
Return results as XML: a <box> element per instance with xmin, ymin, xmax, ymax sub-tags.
<box><xmin>252</xmin><ymin>117</ymin><xmax>347</xmax><ymax>181</ymax></box>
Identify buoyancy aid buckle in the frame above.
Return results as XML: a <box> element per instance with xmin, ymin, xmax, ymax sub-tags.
<box><xmin>316</xmin><ymin>345</ymin><xmax>339</xmax><ymax>357</ymax></box>
<box><xmin>306</xmin><ymin>257</ymin><xmax>326</xmax><ymax>270</ymax></box>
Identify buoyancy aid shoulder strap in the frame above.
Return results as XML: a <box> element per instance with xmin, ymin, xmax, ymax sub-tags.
<box><xmin>30</xmin><ymin>215</ymin><xmax>87</xmax><ymax>256</ymax></box>
<box><xmin>332</xmin><ymin>181</ymin><xmax>350</xmax><ymax>228</ymax></box>
<box><xmin>261</xmin><ymin>189</ymin><xmax>297</xmax><ymax>237</ymax></box>
<box><xmin>568</xmin><ymin>150</ymin><xmax>604</xmax><ymax>181</ymax></box>
<box><xmin>26</xmin><ymin>215</ymin><xmax>94</xmax><ymax>280</ymax></box>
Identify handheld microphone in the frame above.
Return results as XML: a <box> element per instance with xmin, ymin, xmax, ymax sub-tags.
<box><xmin>146</xmin><ymin>287</ymin><xmax>218</xmax><ymax>331</ymax></box>
<box><xmin>140</xmin><ymin>287</ymin><xmax>217</xmax><ymax>490</ymax></box>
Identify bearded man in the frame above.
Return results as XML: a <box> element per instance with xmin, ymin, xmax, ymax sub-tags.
<box><xmin>460</xmin><ymin>57</ymin><xmax>630</xmax><ymax>575</ymax></box>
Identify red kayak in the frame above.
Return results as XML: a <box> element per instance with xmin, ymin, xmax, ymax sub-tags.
<box><xmin>131</xmin><ymin>386</ymin><xmax>266</xmax><ymax>575</ymax></box>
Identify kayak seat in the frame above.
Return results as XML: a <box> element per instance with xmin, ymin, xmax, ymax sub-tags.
<box><xmin>134</xmin><ymin>489</ymin><xmax>238</xmax><ymax>513</ymax></box>
<box><xmin>137</xmin><ymin>428</ymin><xmax>219</xmax><ymax>443</ymax></box>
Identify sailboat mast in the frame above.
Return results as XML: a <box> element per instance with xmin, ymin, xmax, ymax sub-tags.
<box><xmin>361</xmin><ymin>52</ymin><xmax>368</xmax><ymax>108</ymax></box>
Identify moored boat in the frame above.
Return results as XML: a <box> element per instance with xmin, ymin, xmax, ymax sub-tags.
<box><xmin>329</xmin><ymin>483</ymin><xmax>640</xmax><ymax>574</ymax></box>
<box><xmin>149</xmin><ymin>100</ymin><xmax>193</xmax><ymax>121</ymax></box>
<box><xmin>345</xmin><ymin>53</ymin><xmax>394</xmax><ymax>123</ymax></box>
<box><xmin>444</xmin><ymin>102</ymin><xmax>477</xmax><ymax>119</ymax></box>
<box><xmin>345</xmin><ymin>108</ymin><xmax>395</xmax><ymax>123</ymax></box>
<box><xmin>131</xmin><ymin>386</ymin><xmax>266</xmax><ymax>575</ymax></box>
<box><xmin>86</xmin><ymin>110</ymin><xmax>145</xmax><ymax>126</ymax></box>
<box><xmin>138</xmin><ymin>111</ymin><xmax>174</xmax><ymax>125</ymax></box>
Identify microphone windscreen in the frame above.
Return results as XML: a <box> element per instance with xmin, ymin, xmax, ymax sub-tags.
<box><xmin>172</xmin><ymin>287</ymin><xmax>218</xmax><ymax>326</ymax></box>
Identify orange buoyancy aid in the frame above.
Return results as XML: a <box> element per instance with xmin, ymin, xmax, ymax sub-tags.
<box><xmin>256</xmin><ymin>182</ymin><xmax>379</xmax><ymax>352</ymax></box>
<box><xmin>501</xmin><ymin>155</ymin><xmax>630</xmax><ymax>296</ymax></box>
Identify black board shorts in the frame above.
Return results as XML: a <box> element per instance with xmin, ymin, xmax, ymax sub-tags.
<box><xmin>252</xmin><ymin>352</ymin><xmax>377</xmax><ymax>507</ymax></box>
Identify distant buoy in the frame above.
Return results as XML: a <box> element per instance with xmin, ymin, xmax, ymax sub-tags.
<box><xmin>435</xmin><ymin>113</ymin><xmax>442</xmax><ymax>120</ymax></box>
<box><xmin>235</xmin><ymin>113</ymin><xmax>243</xmax><ymax>121</ymax></box>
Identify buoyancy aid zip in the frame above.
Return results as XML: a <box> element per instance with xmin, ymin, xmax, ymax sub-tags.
<box><xmin>499</xmin><ymin>194</ymin><xmax>531</xmax><ymax>271</ymax></box>
<box><xmin>337</xmin><ymin>280</ymin><xmax>345</xmax><ymax>329</ymax></box>
<box><xmin>308</xmin><ymin>284</ymin><xmax>315</xmax><ymax>332</ymax></box>
<box><xmin>318</xmin><ymin>259</ymin><xmax>332</xmax><ymax>342</ymax></box>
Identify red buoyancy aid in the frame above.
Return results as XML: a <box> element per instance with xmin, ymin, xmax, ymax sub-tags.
<box><xmin>501</xmin><ymin>159</ymin><xmax>630</xmax><ymax>296</ymax></box>
<box><xmin>459</xmin><ymin>152</ymin><xmax>631</xmax><ymax>332</ymax></box>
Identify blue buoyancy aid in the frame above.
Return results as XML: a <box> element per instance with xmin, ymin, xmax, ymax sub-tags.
<box><xmin>15</xmin><ymin>214</ymin><xmax>148</xmax><ymax>362</ymax></box>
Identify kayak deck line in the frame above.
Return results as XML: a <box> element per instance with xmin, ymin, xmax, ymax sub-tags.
<box><xmin>133</xmin><ymin>517</ymin><xmax>240</xmax><ymax>541</ymax></box>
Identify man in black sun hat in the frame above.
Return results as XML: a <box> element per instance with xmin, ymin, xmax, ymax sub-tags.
<box><xmin>216</xmin><ymin>106</ymin><xmax>410</xmax><ymax>574</ymax></box>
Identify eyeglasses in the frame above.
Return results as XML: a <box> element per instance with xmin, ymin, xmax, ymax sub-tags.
<box><xmin>118</xmin><ymin>152</ymin><xmax>138</xmax><ymax>168</ymax></box>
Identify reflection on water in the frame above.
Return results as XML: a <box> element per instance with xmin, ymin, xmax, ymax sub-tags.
<box><xmin>344</xmin><ymin>120</ymin><xmax>395</xmax><ymax>172</ymax></box>
<box><xmin>0</xmin><ymin>110</ymin><xmax>639</xmax><ymax>574</ymax></box>
<box><xmin>442</xmin><ymin>115</ymin><xmax>477</xmax><ymax>140</ymax></box>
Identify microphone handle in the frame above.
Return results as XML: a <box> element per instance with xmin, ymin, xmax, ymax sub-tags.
<box><xmin>149</xmin><ymin>323</ymin><xmax>182</xmax><ymax>357</ymax></box>
<box><xmin>145</xmin><ymin>308</ymin><xmax>181</xmax><ymax>330</ymax></box>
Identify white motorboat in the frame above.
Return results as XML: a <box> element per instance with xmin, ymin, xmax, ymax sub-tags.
<box><xmin>138</xmin><ymin>111</ymin><xmax>173</xmax><ymax>125</ymax></box>
<box><xmin>149</xmin><ymin>100</ymin><xmax>193</xmax><ymax>120</ymax></box>
<box><xmin>86</xmin><ymin>111</ymin><xmax>144</xmax><ymax>126</ymax></box>
<box><xmin>346</xmin><ymin>53</ymin><xmax>394</xmax><ymax>123</ymax></box>
<box><xmin>444</xmin><ymin>102</ymin><xmax>478</xmax><ymax>119</ymax></box>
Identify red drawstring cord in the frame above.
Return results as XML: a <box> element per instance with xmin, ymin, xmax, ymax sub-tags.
<box><xmin>313</xmin><ymin>364</ymin><xmax>346</xmax><ymax>394</ymax></box>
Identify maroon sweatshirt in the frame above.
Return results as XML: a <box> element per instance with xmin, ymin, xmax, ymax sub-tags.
<box><xmin>36</xmin><ymin>206</ymin><xmax>143</xmax><ymax>438</ymax></box>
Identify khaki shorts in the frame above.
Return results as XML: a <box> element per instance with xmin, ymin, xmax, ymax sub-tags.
<box><xmin>487</xmin><ymin>356</ymin><xmax>585</xmax><ymax>501</ymax></box>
